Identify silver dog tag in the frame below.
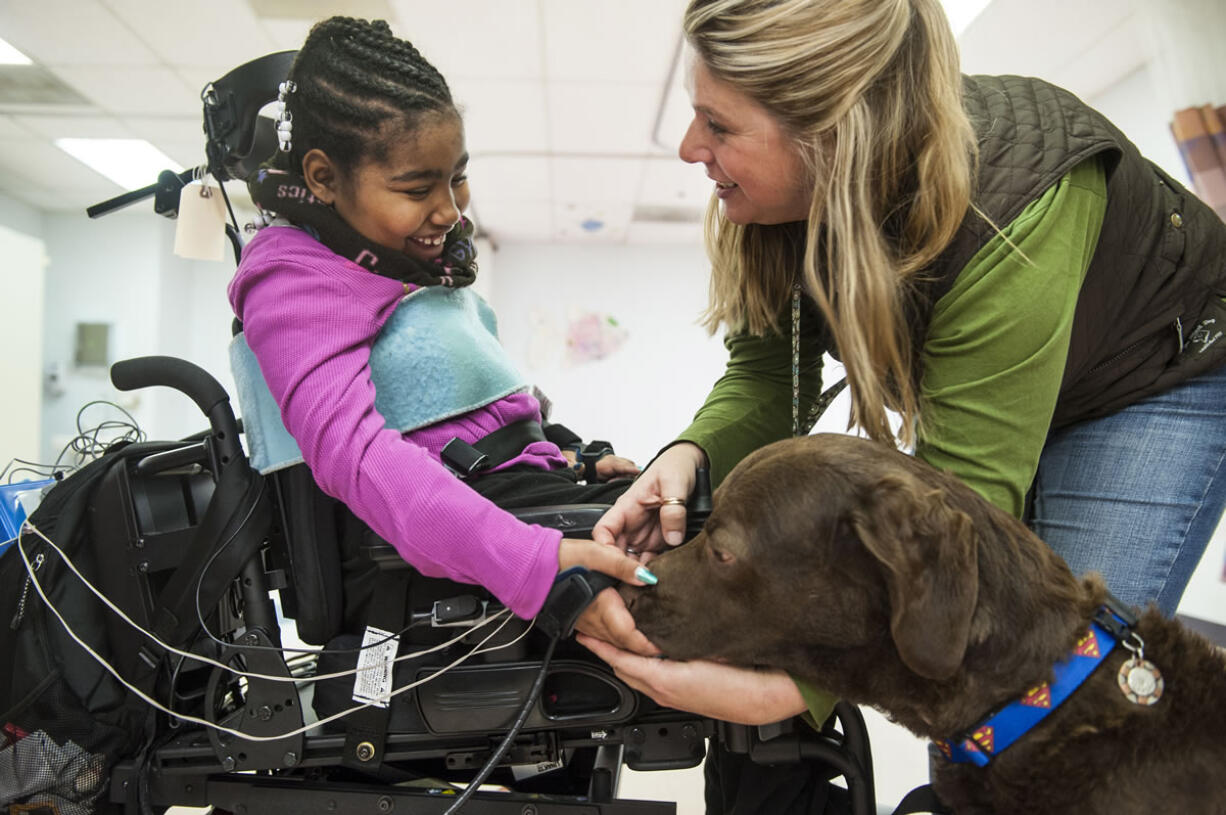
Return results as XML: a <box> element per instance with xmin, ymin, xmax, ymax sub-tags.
<box><xmin>1117</xmin><ymin>657</ymin><xmax>1164</xmax><ymax>706</ymax></box>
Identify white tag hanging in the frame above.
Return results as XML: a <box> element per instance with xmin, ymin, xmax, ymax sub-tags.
<box><xmin>352</xmin><ymin>625</ymin><xmax>398</xmax><ymax>708</ymax></box>
<box><xmin>173</xmin><ymin>180</ymin><xmax>227</xmax><ymax>261</ymax></box>
<box><xmin>1117</xmin><ymin>656</ymin><xmax>1164</xmax><ymax>705</ymax></box>
<box><xmin>1116</xmin><ymin>632</ymin><xmax>1164</xmax><ymax>706</ymax></box>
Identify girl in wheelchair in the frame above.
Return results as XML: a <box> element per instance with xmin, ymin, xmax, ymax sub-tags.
<box><xmin>229</xmin><ymin>17</ymin><xmax>653</xmax><ymax>643</ymax></box>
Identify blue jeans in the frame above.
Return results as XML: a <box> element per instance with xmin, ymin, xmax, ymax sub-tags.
<box><xmin>1030</xmin><ymin>363</ymin><xmax>1226</xmax><ymax>616</ymax></box>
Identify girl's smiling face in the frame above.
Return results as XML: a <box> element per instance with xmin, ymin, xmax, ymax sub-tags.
<box><xmin>678</xmin><ymin>60</ymin><xmax>812</xmax><ymax>226</ymax></box>
<box><xmin>305</xmin><ymin>111</ymin><xmax>470</xmax><ymax>262</ymax></box>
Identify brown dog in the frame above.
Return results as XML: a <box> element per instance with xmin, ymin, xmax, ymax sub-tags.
<box><xmin>622</xmin><ymin>434</ymin><xmax>1226</xmax><ymax>815</ymax></box>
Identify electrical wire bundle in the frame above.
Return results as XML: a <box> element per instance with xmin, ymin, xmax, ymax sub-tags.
<box><xmin>3</xmin><ymin>399</ymin><xmax>145</xmax><ymax>486</ymax></box>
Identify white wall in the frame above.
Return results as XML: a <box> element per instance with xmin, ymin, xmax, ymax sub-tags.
<box><xmin>0</xmin><ymin>223</ymin><xmax>47</xmax><ymax>470</ymax></box>
<box><xmin>1086</xmin><ymin>64</ymin><xmax>1190</xmax><ymax>186</ymax></box>
<box><xmin>37</xmin><ymin>210</ymin><xmax>238</xmax><ymax>462</ymax></box>
<box><xmin>488</xmin><ymin>242</ymin><xmax>728</xmax><ymax>467</ymax></box>
<box><xmin>0</xmin><ymin>191</ymin><xmax>42</xmax><ymax>241</ymax></box>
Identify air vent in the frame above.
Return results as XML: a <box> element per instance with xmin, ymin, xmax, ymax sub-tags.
<box><xmin>0</xmin><ymin>65</ymin><xmax>89</xmax><ymax>107</ymax></box>
<box><xmin>631</xmin><ymin>204</ymin><xmax>705</xmax><ymax>224</ymax></box>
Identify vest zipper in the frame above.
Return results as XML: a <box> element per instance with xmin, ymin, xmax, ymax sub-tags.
<box><xmin>1087</xmin><ymin>339</ymin><xmax>1149</xmax><ymax>375</ymax></box>
<box><xmin>9</xmin><ymin>552</ymin><xmax>44</xmax><ymax>631</ymax></box>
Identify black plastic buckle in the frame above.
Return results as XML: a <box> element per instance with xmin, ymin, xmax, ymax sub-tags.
<box><xmin>579</xmin><ymin>439</ymin><xmax>614</xmax><ymax>482</ymax></box>
<box><xmin>1093</xmin><ymin>591</ymin><xmax>1139</xmax><ymax>641</ymax></box>
<box><xmin>440</xmin><ymin>438</ymin><xmax>489</xmax><ymax>479</ymax></box>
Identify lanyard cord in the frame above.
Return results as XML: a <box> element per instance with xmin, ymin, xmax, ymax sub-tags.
<box><xmin>792</xmin><ymin>283</ymin><xmax>848</xmax><ymax>437</ymax></box>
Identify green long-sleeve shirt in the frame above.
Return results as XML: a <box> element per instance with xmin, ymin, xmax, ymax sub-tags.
<box><xmin>677</xmin><ymin>158</ymin><xmax>1108</xmax><ymax>722</ymax></box>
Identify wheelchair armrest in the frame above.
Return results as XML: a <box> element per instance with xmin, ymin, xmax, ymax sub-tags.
<box><xmin>506</xmin><ymin>503</ymin><xmax>610</xmax><ymax>536</ymax></box>
<box><xmin>361</xmin><ymin>504</ymin><xmax>612</xmax><ymax>569</ymax></box>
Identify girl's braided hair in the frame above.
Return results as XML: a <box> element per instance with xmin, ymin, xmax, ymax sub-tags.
<box><xmin>277</xmin><ymin>16</ymin><xmax>457</xmax><ymax>174</ymax></box>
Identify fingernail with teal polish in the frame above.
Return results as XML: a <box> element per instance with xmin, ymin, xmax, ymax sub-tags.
<box><xmin>635</xmin><ymin>566</ymin><xmax>658</xmax><ymax>586</ymax></box>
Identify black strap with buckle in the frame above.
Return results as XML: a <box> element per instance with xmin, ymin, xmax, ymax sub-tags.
<box><xmin>441</xmin><ymin>419</ymin><xmax>547</xmax><ymax>478</ymax></box>
<box><xmin>578</xmin><ymin>439</ymin><xmax>614</xmax><ymax>482</ymax></box>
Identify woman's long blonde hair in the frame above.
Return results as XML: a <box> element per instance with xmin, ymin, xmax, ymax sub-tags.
<box><xmin>685</xmin><ymin>0</ymin><xmax>976</xmax><ymax>446</ymax></box>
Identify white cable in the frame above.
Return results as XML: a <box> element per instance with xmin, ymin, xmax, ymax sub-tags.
<box><xmin>16</xmin><ymin>525</ymin><xmax>539</xmax><ymax>742</ymax></box>
<box><xmin>18</xmin><ymin>518</ymin><xmax>514</xmax><ymax>685</ymax></box>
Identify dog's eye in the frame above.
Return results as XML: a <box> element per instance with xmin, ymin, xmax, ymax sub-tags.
<box><xmin>710</xmin><ymin>547</ymin><xmax>734</xmax><ymax>564</ymax></box>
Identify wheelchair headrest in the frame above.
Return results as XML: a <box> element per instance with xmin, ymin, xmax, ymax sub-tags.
<box><xmin>203</xmin><ymin>50</ymin><xmax>297</xmax><ymax>182</ymax></box>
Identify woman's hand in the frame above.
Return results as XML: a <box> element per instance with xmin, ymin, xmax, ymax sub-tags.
<box><xmin>591</xmin><ymin>442</ymin><xmax>708</xmax><ymax>555</ymax></box>
<box><xmin>577</xmin><ymin>635</ymin><xmax>807</xmax><ymax>725</ymax></box>
<box><xmin>557</xmin><ymin>538</ymin><xmax>660</xmax><ymax>656</ymax></box>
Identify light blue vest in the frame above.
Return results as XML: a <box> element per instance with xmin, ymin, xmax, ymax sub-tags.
<box><xmin>230</xmin><ymin>286</ymin><xmax>528</xmax><ymax>474</ymax></box>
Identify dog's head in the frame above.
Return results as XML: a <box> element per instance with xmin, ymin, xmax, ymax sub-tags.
<box><xmin>622</xmin><ymin>434</ymin><xmax>982</xmax><ymax>682</ymax></box>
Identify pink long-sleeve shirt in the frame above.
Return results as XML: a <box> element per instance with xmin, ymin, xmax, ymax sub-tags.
<box><xmin>228</xmin><ymin>225</ymin><xmax>566</xmax><ymax>617</ymax></box>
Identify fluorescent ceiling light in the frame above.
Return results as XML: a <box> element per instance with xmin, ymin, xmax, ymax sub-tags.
<box><xmin>55</xmin><ymin>138</ymin><xmax>184</xmax><ymax>190</ymax></box>
<box><xmin>941</xmin><ymin>0</ymin><xmax>993</xmax><ymax>37</ymax></box>
<box><xmin>0</xmin><ymin>36</ymin><xmax>32</xmax><ymax>65</ymax></box>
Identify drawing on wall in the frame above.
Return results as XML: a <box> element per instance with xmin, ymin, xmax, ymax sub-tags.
<box><xmin>565</xmin><ymin>311</ymin><xmax>628</xmax><ymax>366</ymax></box>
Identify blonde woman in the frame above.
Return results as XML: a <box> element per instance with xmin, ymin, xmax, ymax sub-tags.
<box><xmin>583</xmin><ymin>0</ymin><xmax>1226</xmax><ymax>811</ymax></box>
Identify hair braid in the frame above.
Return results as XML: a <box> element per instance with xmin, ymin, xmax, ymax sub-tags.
<box><xmin>272</xmin><ymin>16</ymin><xmax>458</xmax><ymax>175</ymax></box>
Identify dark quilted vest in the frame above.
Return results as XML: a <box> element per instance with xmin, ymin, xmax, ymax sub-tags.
<box><xmin>917</xmin><ymin>75</ymin><xmax>1226</xmax><ymax>429</ymax></box>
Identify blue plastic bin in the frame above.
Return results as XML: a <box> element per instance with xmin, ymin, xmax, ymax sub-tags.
<box><xmin>0</xmin><ymin>478</ymin><xmax>57</xmax><ymax>556</ymax></box>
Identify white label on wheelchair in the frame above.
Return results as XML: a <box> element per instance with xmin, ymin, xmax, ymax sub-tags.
<box><xmin>511</xmin><ymin>759</ymin><xmax>565</xmax><ymax>781</ymax></box>
<box><xmin>352</xmin><ymin>626</ymin><xmax>399</xmax><ymax>708</ymax></box>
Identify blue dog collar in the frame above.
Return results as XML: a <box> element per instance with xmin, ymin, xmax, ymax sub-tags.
<box><xmin>934</xmin><ymin>607</ymin><xmax>1130</xmax><ymax>767</ymax></box>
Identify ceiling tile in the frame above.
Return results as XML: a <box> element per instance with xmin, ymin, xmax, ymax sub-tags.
<box><xmin>256</xmin><ymin>18</ymin><xmax>316</xmax><ymax>51</ymax></box>
<box><xmin>102</xmin><ymin>0</ymin><xmax>277</xmax><ymax>70</ymax></box>
<box><xmin>547</xmin><ymin>82</ymin><xmax>658</xmax><ymax>154</ymax></box>
<box><xmin>653</xmin><ymin>50</ymin><xmax>693</xmax><ymax>154</ymax></box>
<box><xmin>0</xmin><ymin>64</ymin><xmax>94</xmax><ymax>107</ymax></box>
<box><xmin>0</xmin><ymin>159</ymin><xmax>43</xmax><ymax>197</ymax></box>
<box><xmin>123</xmin><ymin>116</ymin><xmax>204</xmax><ymax>144</ymax></box>
<box><xmin>12</xmin><ymin>114</ymin><xmax>130</xmax><ymax>140</ymax></box>
<box><xmin>551</xmin><ymin>156</ymin><xmax>643</xmax><ymax>204</ymax></box>
<box><xmin>468</xmin><ymin>156</ymin><xmax>550</xmax><ymax>202</ymax></box>
<box><xmin>552</xmin><ymin>200</ymin><xmax>630</xmax><ymax>243</ymax></box>
<box><xmin>472</xmin><ymin>199</ymin><xmax>553</xmax><ymax>244</ymax></box>
<box><xmin>542</xmin><ymin>0</ymin><xmax>686</xmax><ymax>82</ymax></box>
<box><xmin>0</xmin><ymin>138</ymin><xmax>125</xmax><ymax>194</ymax></box>
<box><xmin>51</xmin><ymin>65</ymin><xmax>200</xmax><ymax>117</ymax></box>
<box><xmin>388</xmin><ymin>0</ymin><xmax>543</xmax><ymax>81</ymax></box>
<box><xmin>0</xmin><ymin>115</ymin><xmax>36</xmax><ymax>138</ymax></box>
<box><xmin>251</xmin><ymin>0</ymin><xmax>392</xmax><ymax>20</ymax></box>
<box><xmin>0</xmin><ymin>0</ymin><xmax>159</xmax><ymax>66</ymax></box>
<box><xmin>452</xmin><ymin>79</ymin><xmax>549</xmax><ymax>154</ymax></box>
<box><xmin>176</xmin><ymin>65</ymin><xmax>254</xmax><ymax>101</ymax></box>
<box><xmin>153</xmin><ymin>139</ymin><xmax>210</xmax><ymax>172</ymax></box>
<box><xmin>2</xmin><ymin>185</ymin><xmax>97</xmax><ymax>213</ymax></box>
<box><xmin>636</xmin><ymin>155</ymin><xmax>712</xmax><ymax>208</ymax></box>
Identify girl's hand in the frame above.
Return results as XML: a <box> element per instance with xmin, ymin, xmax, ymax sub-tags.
<box><xmin>557</xmin><ymin>538</ymin><xmax>660</xmax><ymax>656</ymax></box>
<box><xmin>593</xmin><ymin>454</ymin><xmax>640</xmax><ymax>482</ymax></box>
<box><xmin>577</xmin><ymin>635</ymin><xmax>807</xmax><ymax>725</ymax></box>
<box><xmin>591</xmin><ymin>442</ymin><xmax>707</xmax><ymax>555</ymax></box>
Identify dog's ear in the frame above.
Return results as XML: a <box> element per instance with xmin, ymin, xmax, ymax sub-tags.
<box><xmin>849</xmin><ymin>472</ymin><xmax>979</xmax><ymax>680</ymax></box>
